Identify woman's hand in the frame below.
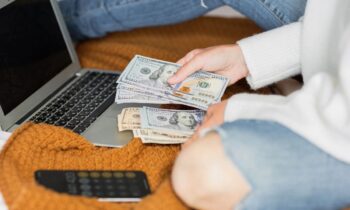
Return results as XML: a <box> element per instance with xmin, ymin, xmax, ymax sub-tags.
<box><xmin>182</xmin><ymin>100</ymin><xmax>228</xmax><ymax>149</ymax></box>
<box><xmin>168</xmin><ymin>44</ymin><xmax>249</xmax><ymax>86</ymax></box>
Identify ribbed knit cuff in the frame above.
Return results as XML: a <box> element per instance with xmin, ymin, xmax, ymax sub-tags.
<box><xmin>237</xmin><ymin>22</ymin><xmax>302</xmax><ymax>89</ymax></box>
<box><xmin>224</xmin><ymin>93</ymin><xmax>287</xmax><ymax>122</ymax></box>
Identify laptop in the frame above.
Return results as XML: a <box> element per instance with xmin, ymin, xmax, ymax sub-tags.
<box><xmin>0</xmin><ymin>0</ymin><xmax>140</xmax><ymax>147</ymax></box>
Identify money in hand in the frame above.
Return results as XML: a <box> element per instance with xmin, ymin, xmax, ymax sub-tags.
<box><xmin>115</xmin><ymin>55</ymin><xmax>229</xmax><ymax>110</ymax></box>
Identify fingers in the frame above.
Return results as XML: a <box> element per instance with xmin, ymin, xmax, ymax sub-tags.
<box><xmin>169</xmin><ymin>56</ymin><xmax>205</xmax><ymax>84</ymax></box>
<box><xmin>176</xmin><ymin>49</ymin><xmax>202</xmax><ymax>66</ymax></box>
<box><xmin>169</xmin><ymin>50</ymin><xmax>204</xmax><ymax>84</ymax></box>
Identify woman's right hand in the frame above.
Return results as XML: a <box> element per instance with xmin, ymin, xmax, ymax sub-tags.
<box><xmin>167</xmin><ymin>44</ymin><xmax>249</xmax><ymax>86</ymax></box>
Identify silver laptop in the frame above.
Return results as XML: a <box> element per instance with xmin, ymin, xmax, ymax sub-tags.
<box><xmin>0</xmin><ymin>0</ymin><xmax>140</xmax><ymax>147</ymax></box>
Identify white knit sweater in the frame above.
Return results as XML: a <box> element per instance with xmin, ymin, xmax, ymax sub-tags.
<box><xmin>228</xmin><ymin>0</ymin><xmax>350</xmax><ymax>163</ymax></box>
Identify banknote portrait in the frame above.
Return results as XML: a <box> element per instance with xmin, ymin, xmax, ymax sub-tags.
<box><xmin>142</xmin><ymin>64</ymin><xmax>177</xmax><ymax>89</ymax></box>
<box><xmin>166</xmin><ymin>111</ymin><xmax>198</xmax><ymax>131</ymax></box>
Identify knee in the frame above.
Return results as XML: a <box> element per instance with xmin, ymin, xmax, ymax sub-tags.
<box><xmin>171</xmin><ymin>132</ymin><xmax>250</xmax><ymax>210</ymax></box>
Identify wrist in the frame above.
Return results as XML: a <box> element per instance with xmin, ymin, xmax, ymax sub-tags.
<box><xmin>235</xmin><ymin>45</ymin><xmax>249</xmax><ymax>78</ymax></box>
<box><xmin>225</xmin><ymin>44</ymin><xmax>250</xmax><ymax>85</ymax></box>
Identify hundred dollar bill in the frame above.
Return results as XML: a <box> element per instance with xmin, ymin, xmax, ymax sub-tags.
<box><xmin>118</xmin><ymin>107</ymin><xmax>190</xmax><ymax>135</ymax></box>
<box><xmin>117</xmin><ymin>55</ymin><xmax>229</xmax><ymax>110</ymax></box>
<box><xmin>171</xmin><ymin>71</ymin><xmax>228</xmax><ymax>104</ymax></box>
<box><xmin>117</xmin><ymin>107</ymin><xmax>142</xmax><ymax>131</ymax></box>
<box><xmin>140</xmin><ymin>106</ymin><xmax>205</xmax><ymax>134</ymax></box>
<box><xmin>115</xmin><ymin>88</ymin><xmax>170</xmax><ymax>104</ymax></box>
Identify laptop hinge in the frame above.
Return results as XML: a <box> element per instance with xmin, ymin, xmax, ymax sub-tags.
<box><xmin>16</xmin><ymin>74</ymin><xmax>78</xmax><ymax>125</ymax></box>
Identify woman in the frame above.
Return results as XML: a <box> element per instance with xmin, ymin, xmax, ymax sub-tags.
<box><xmin>59</xmin><ymin>0</ymin><xmax>350</xmax><ymax>209</ymax></box>
<box><xmin>169</xmin><ymin>1</ymin><xmax>350</xmax><ymax>210</ymax></box>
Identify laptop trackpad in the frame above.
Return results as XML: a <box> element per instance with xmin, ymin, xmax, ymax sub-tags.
<box><xmin>82</xmin><ymin>103</ymin><xmax>134</xmax><ymax>148</ymax></box>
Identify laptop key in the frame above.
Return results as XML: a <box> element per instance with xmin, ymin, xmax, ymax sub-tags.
<box><xmin>69</xmin><ymin>118</ymin><xmax>81</xmax><ymax>125</ymax></box>
<box><xmin>44</xmin><ymin>116</ymin><xmax>57</xmax><ymax>123</ymax></box>
<box><xmin>73</xmin><ymin>126</ymin><xmax>87</xmax><ymax>134</ymax></box>
<box><xmin>65</xmin><ymin>123</ymin><xmax>76</xmax><ymax>130</ymax></box>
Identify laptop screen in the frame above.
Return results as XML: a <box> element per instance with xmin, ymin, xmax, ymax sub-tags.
<box><xmin>0</xmin><ymin>0</ymin><xmax>72</xmax><ymax>115</ymax></box>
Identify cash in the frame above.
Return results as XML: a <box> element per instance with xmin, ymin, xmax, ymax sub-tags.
<box><xmin>140</xmin><ymin>106</ymin><xmax>205</xmax><ymax>135</ymax></box>
<box><xmin>115</xmin><ymin>88</ymin><xmax>170</xmax><ymax>104</ymax></box>
<box><xmin>117</xmin><ymin>107</ymin><xmax>205</xmax><ymax>144</ymax></box>
<box><xmin>115</xmin><ymin>55</ymin><xmax>229</xmax><ymax>110</ymax></box>
<box><xmin>117</xmin><ymin>107</ymin><xmax>141</xmax><ymax>131</ymax></box>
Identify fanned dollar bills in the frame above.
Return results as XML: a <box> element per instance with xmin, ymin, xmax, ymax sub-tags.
<box><xmin>115</xmin><ymin>55</ymin><xmax>229</xmax><ymax>110</ymax></box>
<box><xmin>117</xmin><ymin>107</ymin><xmax>205</xmax><ymax>144</ymax></box>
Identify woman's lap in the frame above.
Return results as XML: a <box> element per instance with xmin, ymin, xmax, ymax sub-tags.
<box><xmin>216</xmin><ymin>120</ymin><xmax>350</xmax><ymax>210</ymax></box>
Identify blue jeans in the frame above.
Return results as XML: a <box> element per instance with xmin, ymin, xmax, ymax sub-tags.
<box><xmin>58</xmin><ymin>0</ymin><xmax>307</xmax><ymax>40</ymax></box>
<box><xmin>216</xmin><ymin>120</ymin><xmax>350</xmax><ymax>210</ymax></box>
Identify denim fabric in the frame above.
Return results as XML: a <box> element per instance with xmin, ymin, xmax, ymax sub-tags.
<box><xmin>215</xmin><ymin>120</ymin><xmax>350</xmax><ymax>210</ymax></box>
<box><xmin>58</xmin><ymin>0</ymin><xmax>307</xmax><ymax>40</ymax></box>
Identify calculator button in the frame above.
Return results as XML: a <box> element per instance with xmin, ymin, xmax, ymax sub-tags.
<box><xmin>106</xmin><ymin>185</ymin><xmax>114</xmax><ymax>190</ymax></box>
<box><xmin>80</xmin><ymin>184</ymin><xmax>92</xmax><ymax>190</ymax></box>
<box><xmin>116</xmin><ymin>179</ymin><xmax>125</xmax><ymax>184</ymax></box>
<box><xmin>65</xmin><ymin>172</ymin><xmax>77</xmax><ymax>183</ymax></box>
<box><xmin>104</xmin><ymin>179</ymin><xmax>113</xmax><ymax>183</ymax></box>
<box><xmin>129</xmin><ymin>185</ymin><xmax>139</xmax><ymax>191</ymax></box>
<box><xmin>77</xmin><ymin>172</ymin><xmax>89</xmax><ymax>178</ymax></box>
<box><xmin>90</xmin><ymin>172</ymin><xmax>100</xmax><ymax>178</ymax></box>
<box><xmin>94</xmin><ymin>185</ymin><xmax>102</xmax><ymax>190</ymax></box>
<box><xmin>68</xmin><ymin>184</ymin><xmax>78</xmax><ymax>194</ymax></box>
<box><xmin>128</xmin><ymin>178</ymin><xmax>138</xmax><ymax>183</ymax></box>
<box><xmin>78</xmin><ymin>178</ymin><xmax>90</xmax><ymax>184</ymax></box>
<box><xmin>113</xmin><ymin>172</ymin><xmax>124</xmax><ymax>178</ymax></box>
<box><xmin>117</xmin><ymin>185</ymin><xmax>127</xmax><ymax>190</ymax></box>
<box><xmin>101</xmin><ymin>172</ymin><xmax>112</xmax><ymax>178</ymax></box>
<box><xmin>125</xmin><ymin>172</ymin><xmax>136</xmax><ymax>178</ymax></box>
<box><xmin>92</xmin><ymin>179</ymin><xmax>101</xmax><ymax>183</ymax></box>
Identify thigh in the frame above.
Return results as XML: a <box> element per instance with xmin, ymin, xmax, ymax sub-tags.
<box><xmin>216</xmin><ymin>120</ymin><xmax>350</xmax><ymax>210</ymax></box>
<box><xmin>172</xmin><ymin>131</ymin><xmax>251</xmax><ymax>210</ymax></box>
<box><xmin>223</xmin><ymin>0</ymin><xmax>307</xmax><ymax>30</ymax></box>
<box><xmin>58</xmin><ymin>0</ymin><xmax>224</xmax><ymax>40</ymax></box>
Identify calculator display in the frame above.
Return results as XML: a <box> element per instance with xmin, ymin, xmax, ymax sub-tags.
<box><xmin>35</xmin><ymin>170</ymin><xmax>151</xmax><ymax>202</ymax></box>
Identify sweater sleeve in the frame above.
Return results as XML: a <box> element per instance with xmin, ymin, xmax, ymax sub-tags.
<box><xmin>237</xmin><ymin>22</ymin><xmax>302</xmax><ymax>89</ymax></box>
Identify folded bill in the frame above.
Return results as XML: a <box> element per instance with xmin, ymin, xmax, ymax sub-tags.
<box><xmin>140</xmin><ymin>106</ymin><xmax>205</xmax><ymax>135</ymax></box>
<box><xmin>117</xmin><ymin>107</ymin><xmax>204</xmax><ymax>144</ymax></box>
<box><xmin>117</xmin><ymin>107</ymin><xmax>141</xmax><ymax>131</ymax></box>
<box><xmin>139</xmin><ymin>136</ymin><xmax>188</xmax><ymax>144</ymax></box>
<box><xmin>116</xmin><ymin>55</ymin><xmax>229</xmax><ymax>110</ymax></box>
<box><xmin>133</xmin><ymin>129</ymin><xmax>188</xmax><ymax>144</ymax></box>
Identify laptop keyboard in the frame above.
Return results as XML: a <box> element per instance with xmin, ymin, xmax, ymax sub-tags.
<box><xmin>30</xmin><ymin>71</ymin><xmax>118</xmax><ymax>134</ymax></box>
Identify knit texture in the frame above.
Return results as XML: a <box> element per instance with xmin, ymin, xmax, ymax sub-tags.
<box><xmin>0</xmin><ymin>17</ymin><xmax>271</xmax><ymax>210</ymax></box>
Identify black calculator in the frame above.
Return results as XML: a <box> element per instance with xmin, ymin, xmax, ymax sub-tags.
<box><xmin>35</xmin><ymin>170</ymin><xmax>151</xmax><ymax>202</ymax></box>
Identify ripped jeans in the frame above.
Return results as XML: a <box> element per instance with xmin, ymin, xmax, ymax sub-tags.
<box><xmin>58</xmin><ymin>0</ymin><xmax>307</xmax><ymax>40</ymax></box>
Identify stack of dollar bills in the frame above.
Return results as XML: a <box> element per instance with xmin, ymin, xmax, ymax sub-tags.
<box><xmin>115</xmin><ymin>55</ymin><xmax>229</xmax><ymax>110</ymax></box>
<box><xmin>118</xmin><ymin>107</ymin><xmax>205</xmax><ymax>144</ymax></box>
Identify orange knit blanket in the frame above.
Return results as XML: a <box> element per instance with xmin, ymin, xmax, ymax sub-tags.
<box><xmin>0</xmin><ymin>17</ymin><xmax>271</xmax><ymax>210</ymax></box>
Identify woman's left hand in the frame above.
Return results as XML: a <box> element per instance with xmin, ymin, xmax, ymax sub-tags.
<box><xmin>182</xmin><ymin>100</ymin><xmax>228</xmax><ymax>149</ymax></box>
